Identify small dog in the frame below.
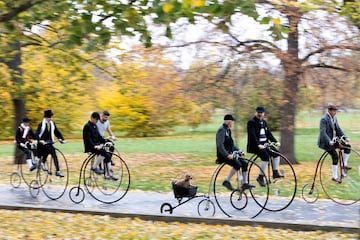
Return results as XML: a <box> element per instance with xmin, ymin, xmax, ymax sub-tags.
<box><xmin>175</xmin><ymin>173</ymin><xmax>193</xmax><ymax>189</ymax></box>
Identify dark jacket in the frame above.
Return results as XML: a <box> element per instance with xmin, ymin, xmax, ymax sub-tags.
<box><xmin>247</xmin><ymin>116</ymin><xmax>277</xmax><ymax>153</ymax></box>
<box><xmin>216</xmin><ymin>123</ymin><xmax>239</xmax><ymax>163</ymax></box>
<box><xmin>35</xmin><ymin>120</ymin><xmax>64</xmax><ymax>142</ymax></box>
<box><xmin>15</xmin><ymin>124</ymin><xmax>35</xmax><ymax>145</ymax></box>
<box><xmin>83</xmin><ymin>120</ymin><xmax>106</xmax><ymax>153</ymax></box>
<box><xmin>318</xmin><ymin>113</ymin><xmax>346</xmax><ymax>151</ymax></box>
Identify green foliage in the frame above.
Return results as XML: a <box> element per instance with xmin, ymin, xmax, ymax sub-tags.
<box><xmin>341</xmin><ymin>0</ymin><xmax>360</xmax><ymax>28</ymax></box>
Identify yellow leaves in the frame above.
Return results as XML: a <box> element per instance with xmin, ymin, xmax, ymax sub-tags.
<box><xmin>0</xmin><ymin>210</ymin><xmax>347</xmax><ymax>240</ymax></box>
<box><xmin>273</xmin><ymin>17</ymin><xmax>281</xmax><ymax>26</ymax></box>
<box><xmin>191</xmin><ymin>0</ymin><xmax>206</xmax><ymax>8</ymax></box>
<box><xmin>162</xmin><ymin>3</ymin><xmax>174</xmax><ymax>13</ymax></box>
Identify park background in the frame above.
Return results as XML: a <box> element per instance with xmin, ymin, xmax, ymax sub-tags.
<box><xmin>0</xmin><ymin>1</ymin><xmax>359</xmax><ymax>239</ymax></box>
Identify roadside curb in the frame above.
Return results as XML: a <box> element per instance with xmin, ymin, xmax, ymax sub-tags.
<box><xmin>0</xmin><ymin>203</ymin><xmax>358</xmax><ymax>234</ymax></box>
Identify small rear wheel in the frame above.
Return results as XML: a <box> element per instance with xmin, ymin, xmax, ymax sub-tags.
<box><xmin>69</xmin><ymin>186</ymin><xmax>85</xmax><ymax>204</ymax></box>
<box><xmin>10</xmin><ymin>172</ymin><xmax>21</xmax><ymax>188</ymax></box>
<box><xmin>197</xmin><ymin>198</ymin><xmax>215</xmax><ymax>217</ymax></box>
<box><xmin>230</xmin><ymin>189</ymin><xmax>248</xmax><ymax>210</ymax></box>
<box><xmin>301</xmin><ymin>184</ymin><xmax>319</xmax><ymax>204</ymax></box>
<box><xmin>29</xmin><ymin>179</ymin><xmax>40</xmax><ymax>198</ymax></box>
<box><xmin>160</xmin><ymin>203</ymin><xmax>173</xmax><ymax>214</ymax></box>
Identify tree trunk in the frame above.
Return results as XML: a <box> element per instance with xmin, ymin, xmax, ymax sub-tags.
<box><xmin>279</xmin><ymin>12</ymin><xmax>301</xmax><ymax>164</ymax></box>
<box><xmin>5</xmin><ymin>41</ymin><xmax>26</xmax><ymax>164</ymax></box>
<box><xmin>280</xmin><ymin>72</ymin><xmax>298</xmax><ymax>164</ymax></box>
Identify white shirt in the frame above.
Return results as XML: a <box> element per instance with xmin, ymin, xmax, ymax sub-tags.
<box><xmin>96</xmin><ymin>120</ymin><xmax>110</xmax><ymax>137</ymax></box>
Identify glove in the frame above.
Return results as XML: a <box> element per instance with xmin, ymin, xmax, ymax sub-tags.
<box><xmin>111</xmin><ymin>135</ymin><xmax>116</xmax><ymax>140</ymax></box>
<box><xmin>345</xmin><ymin>137</ymin><xmax>350</xmax><ymax>142</ymax></box>
<box><xmin>258</xmin><ymin>144</ymin><xmax>266</xmax><ymax>150</ymax></box>
<box><xmin>275</xmin><ymin>142</ymin><xmax>281</xmax><ymax>147</ymax></box>
<box><xmin>39</xmin><ymin>140</ymin><xmax>45</xmax><ymax>145</ymax></box>
<box><xmin>94</xmin><ymin>145</ymin><xmax>102</xmax><ymax>150</ymax></box>
<box><xmin>20</xmin><ymin>143</ymin><xmax>26</xmax><ymax>148</ymax></box>
<box><xmin>59</xmin><ymin>139</ymin><xmax>65</xmax><ymax>144</ymax></box>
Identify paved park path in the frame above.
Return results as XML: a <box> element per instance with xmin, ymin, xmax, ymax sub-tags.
<box><xmin>0</xmin><ymin>184</ymin><xmax>358</xmax><ymax>234</ymax></box>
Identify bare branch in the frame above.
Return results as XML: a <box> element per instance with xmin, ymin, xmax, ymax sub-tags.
<box><xmin>0</xmin><ymin>0</ymin><xmax>47</xmax><ymax>22</ymax></box>
<box><xmin>301</xmin><ymin>45</ymin><xmax>360</xmax><ymax>63</ymax></box>
<box><xmin>305</xmin><ymin>63</ymin><xmax>360</xmax><ymax>72</ymax></box>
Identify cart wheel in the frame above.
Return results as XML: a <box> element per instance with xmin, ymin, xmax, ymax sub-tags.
<box><xmin>160</xmin><ymin>203</ymin><xmax>173</xmax><ymax>214</ymax></box>
<box><xmin>230</xmin><ymin>189</ymin><xmax>248</xmax><ymax>210</ymax></box>
<box><xmin>301</xmin><ymin>184</ymin><xmax>319</xmax><ymax>204</ymax></box>
<box><xmin>69</xmin><ymin>186</ymin><xmax>85</xmax><ymax>204</ymax></box>
<box><xmin>197</xmin><ymin>198</ymin><xmax>215</xmax><ymax>217</ymax></box>
<box><xmin>10</xmin><ymin>172</ymin><xmax>21</xmax><ymax>188</ymax></box>
<box><xmin>29</xmin><ymin>179</ymin><xmax>40</xmax><ymax>198</ymax></box>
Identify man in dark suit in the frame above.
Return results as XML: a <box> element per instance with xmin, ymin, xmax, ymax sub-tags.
<box><xmin>83</xmin><ymin>112</ymin><xmax>118</xmax><ymax>181</ymax></box>
<box><xmin>216</xmin><ymin>114</ymin><xmax>254</xmax><ymax>191</ymax></box>
<box><xmin>318</xmin><ymin>104</ymin><xmax>351</xmax><ymax>183</ymax></box>
<box><xmin>247</xmin><ymin>106</ymin><xmax>283</xmax><ymax>187</ymax></box>
<box><xmin>35</xmin><ymin>110</ymin><xmax>65</xmax><ymax>177</ymax></box>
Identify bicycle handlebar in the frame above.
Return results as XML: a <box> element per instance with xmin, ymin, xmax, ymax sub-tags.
<box><xmin>263</xmin><ymin>142</ymin><xmax>279</xmax><ymax>148</ymax></box>
<box><xmin>232</xmin><ymin>150</ymin><xmax>245</xmax><ymax>160</ymax></box>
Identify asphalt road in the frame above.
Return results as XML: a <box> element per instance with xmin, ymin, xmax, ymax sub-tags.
<box><xmin>0</xmin><ymin>184</ymin><xmax>358</xmax><ymax>234</ymax></box>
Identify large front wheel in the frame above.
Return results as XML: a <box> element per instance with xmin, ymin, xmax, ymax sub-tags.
<box><xmin>319</xmin><ymin>148</ymin><xmax>360</xmax><ymax>205</ymax></box>
<box><xmin>248</xmin><ymin>153</ymin><xmax>297</xmax><ymax>212</ymax></box>
<box><xmin>41</xmin><ymin>148</ymin><xmax>69</xmax><ymax>200</ymax></box>
<box><xmin>213</xmin><ymin>160</ymin><xmax>269</xmax><ymax>219</ymax></box>
<box><xmin>83</xmin><ymin>153</ymin><xmax>130</xmax><ymax>204</ymax></box>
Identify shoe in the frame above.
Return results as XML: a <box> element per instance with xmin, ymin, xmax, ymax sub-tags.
<box><xmin>273</xmin><ymin>170</ymin><xmax>284</xmax><ymax>179</ymax></box>
<box><xmin>241</xmin><ymin>183</ymin><xmax>255</xmax><ymax>190</ymax></box>
<box><xmin>342</xmin><ymin>166</ymin><xmax>352</xmax><ymax>170</ymax></box>
<box><xmin>105</xmin><ymin>175</ymin><xmax>118</xmax><ymax>181</ymax></box>
<box><xmin>29</xmin><ymin>164</ymin><xmax>37</xmax><ymax>172</ymax></box>
<box><xmin>331</xmin><ymin>178</ymin><xmax>342</xmax><ymax>184</ymax></box>
<box><xmin>40</xmin><ymin>163</ymin><xmax>48</xmax><ymax>171</ymax></box>
<box><xmin>91</xmin><ymin>167</ymin><xmax>104</xmax><ymax>175</ymax></box>
<box><xmin>222</xmin><ymin>180</ymin><xmax>234</xmax><ymax>191</ymax></box>
<box><xmin>256</xmin><ymin>175</ymin><xmax>266</xmax><ymax>187</ymax></box>
<box><xmin>55</xmin><ymin>171</ymin><xmax>64</xmax><ymax>178</ymax></box>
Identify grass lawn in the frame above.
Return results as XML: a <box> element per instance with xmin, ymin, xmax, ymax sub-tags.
<box><xmin>1</xmin><ymin>111</ymin><xmax>359</xmax><ymax>201</ymax></box>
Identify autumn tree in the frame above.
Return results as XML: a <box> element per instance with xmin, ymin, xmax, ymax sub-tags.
<box><xmin>96</xmin><ymin>46</ymin><xmax>201</xmax><ymax>136</ymax></box>
<box><xmin>149</xmin><ymin>0</ymin><xmax>360</xmax><ymax>162</ymax></box>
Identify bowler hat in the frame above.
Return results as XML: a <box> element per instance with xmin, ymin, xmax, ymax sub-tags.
<box><xmin>256</xmin><ymin>106</ymin><xmax>265</xmax><ymax>113</ymax></box>
<box><xmin>224</xmin><ymin>114</ymin><xmax>236</xmax><ymax>121</ymax></box>
<box><xmin>44</xmin><ymin>110</ymin><xmax>54</xmax><ymax>118</ymax></box>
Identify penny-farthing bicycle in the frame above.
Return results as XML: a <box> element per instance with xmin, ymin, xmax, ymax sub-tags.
<box><xmin>29</xmin><ymin>141</ymin><xmax>69</xmax><ymax>200</ymax></box>
<box><xmin>69</xmin><ymin>144</ymin><xmax>130</xmax><ymax>204</ymax></box>
<box><xmin>248</xmin><ymin>142</ymin><xmax>297</xmax><ymax>212</ymax></box>
<box><xmin>10</xmin><ymin>141</ymin><xmax>38</xmax><ymax>189</ymax></box>
<box><xmin>10</xmin><ymin>141</ymin><xmax>68</xmax><ymax>200</ymax></box>
<box><xmin>213</xmin><ymin>151</ymin><xmax>269</xmax><ymax>219</ymax></box>
<box><xmin>302</xmin><ymin>137</ymin><xmax>360</xmax><ymax>205</ymax></box>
